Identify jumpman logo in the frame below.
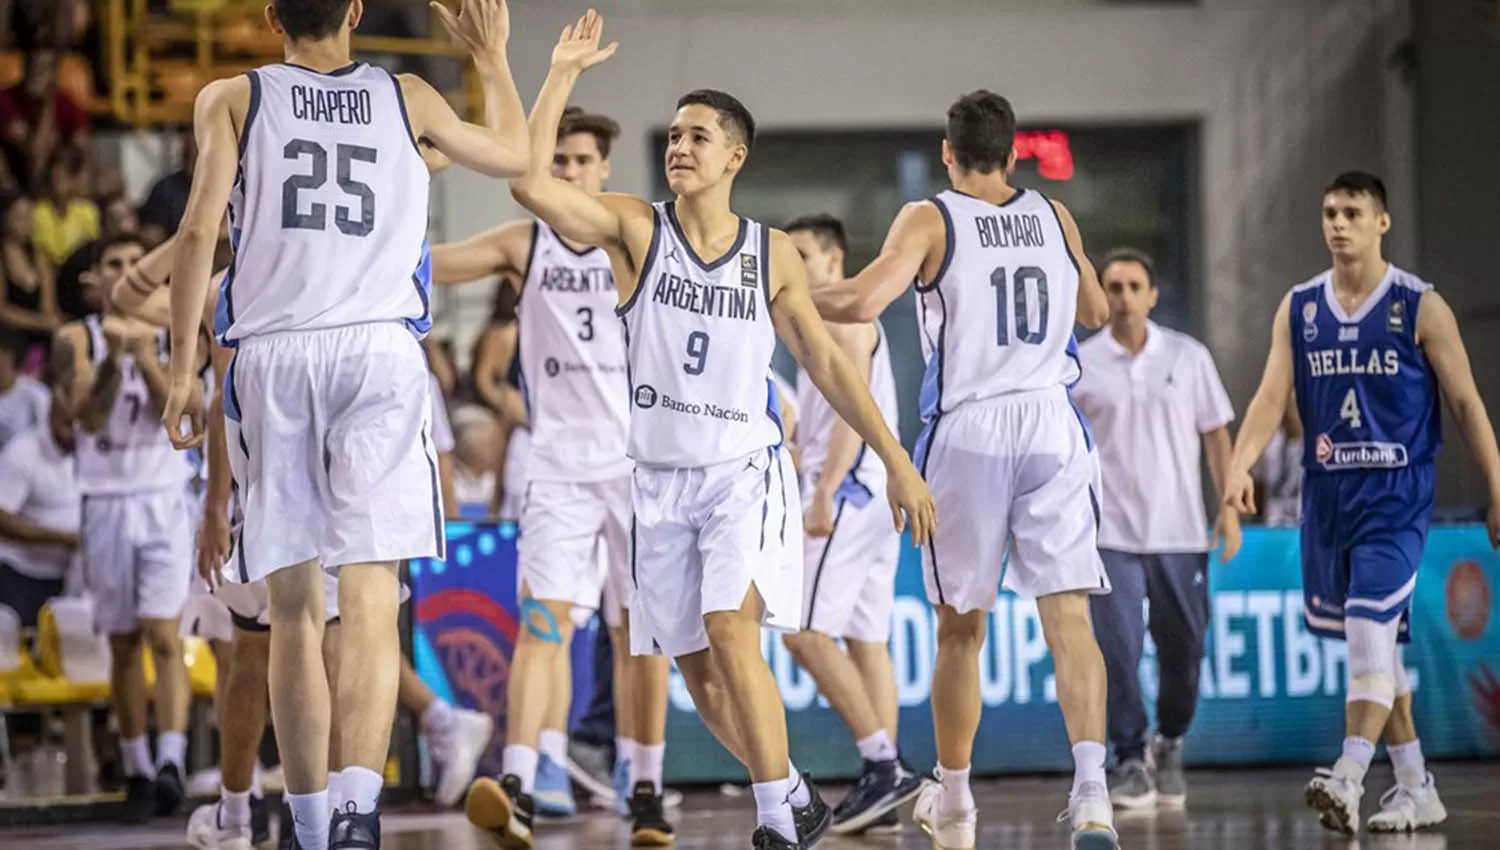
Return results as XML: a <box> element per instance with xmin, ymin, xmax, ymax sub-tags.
<box><xmin>665</xmin><ymin>244</ymin><xmax>683</xmax><ymax>264</ymax></box>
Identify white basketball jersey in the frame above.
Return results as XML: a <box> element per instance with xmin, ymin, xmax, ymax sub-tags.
<box><xmin>517</xmin><ymin>222</ymin><xmax>630</xmax><ymax>481</ymax></box>
<box><xmin>796</xmin><ymin>323</ymin><xmax>899</xmax><ymax>491</ymax></box>
<box><xmin>917</xmin><ymin>188</ymin><xmax>1081</xmax><ymax>419</ymax></box>
<box><xmin>216</xmin><ymin>62</ymin><xmax>432</xmax><ymax>346</ymax></box>
<box><xmin>619</xmin><ymin>202</ymin><xmax>782</xmax><ymax>468</ymax></box>
<box><xmin>75</xmin><ymin>317</ymin><xmax>192</xmax><ymax>495</ymax></box>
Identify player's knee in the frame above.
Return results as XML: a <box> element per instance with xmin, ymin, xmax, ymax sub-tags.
<box><xmin>936</xmin><ymin>610</ymin><xmax>986</xmax><ymax>652</ymax></box>
<box><xmin>1392</xmin><ymin>645</ymin><xmax>1412</xmax><ymax>697</ymax></box>
<box><xmin>141</xmin><ymin>621</ymin><xmax>182</xmax><ymax>657</ymax></box>
<box><xmin>1346</xmin><ymin>615</ymin><xmax>1401</xmax><ymax>709</ymax></box>
<box><xmin>109</xmin><ymin>631</ymin><xmax>144</xmax><ymax>661</ymax></box>
<box><xmin>703</xmin><ymin>610</ymin><xmax>756</xmax><ymax>653</ymax></box>
<box><xmin>780</xmin><ymin>630</ymin><xmax>819</xmax><ymax>662</ymax></box>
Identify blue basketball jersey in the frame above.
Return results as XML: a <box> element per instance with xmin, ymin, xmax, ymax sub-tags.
<box><xmin>1289</xmin><ymin>265</ymin><xmax>1441</xmax><ymax>474</ymax></box>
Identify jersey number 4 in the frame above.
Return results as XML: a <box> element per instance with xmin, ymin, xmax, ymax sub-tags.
<box><xmin>281</xmin><ymin>139</ymin><xmax>377</xmax><ymax>237</ymax></box>
<box><xmin>1341</xmin><ymin>387</ymin><xmax>1363</xmax><ymax>429</ymax></box>
<box><xmin>991</xmin><ymin>266</ymin><xmax>1049</xmax><ymax>346</ymax></box>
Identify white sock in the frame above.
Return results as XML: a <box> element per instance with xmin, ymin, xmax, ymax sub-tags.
<box><xmin>751</xmin><ymin>778</ymin><xmax>797</xmax><ymax>843</ymax></box>
<box><xmin>786</xmin><ymin>760</ymin><xmax>810</xmax><ymax>807</ymax></box>
<box><xmin>938</xmin><ymin>763</ymin><xmax>974</xmax><ymax>814</ymax></box>
<box><xmin>286</xmin><ymin>789</ymin><xmax>330</xmax><ymax>850</ymax></box>
<box><xmin>855</xmin><ymin>730</ymin><xmax>898</xmax><ymax>763</ymax></box>
<box><xmin>1071</xmin><ymin>741</ymin><xmax>1107</xmax><ymax>796</ymax></box>
<box><xmin>328</xmin><ymin>771</ymin><xmax>343</xmax><ymax>812</ymax></box>
<box><xmin>340</xmin><ymin>766</ymin><xmax>383</xmax><ymax>815</ymax></box>
<box><xmin>251</xmin><ymin>763</ymin><xmax>264</xmax><ymax>799</ymax></box>
<box><xmin>157</xmin><ymin>731</ymin><xmax>188</xmax><ymax>772</ymax></box>
<box><xmin>539</xmin><ymin>729</ymin><xmax>568</xmax><ymax>766</ymax></box>
<box><xmin>1334</xmin><ymin>736</ymin><xmax>1376</xmax><ymax>782</ymax></box>
<box><xmin>631</xmin><ymin>743</ymin><xmax>665</xmax><ymax>794</ymax></box>
<box><xmin>221</xmin><ymin>788</ymin><xmax>252</xmax><ymax>830</ymax></box>
<box><xmin>616</xmin><ymin>737</ymin><xmax>637</xmax><ymax>768</ymax></box>
<box><xmin>502</xmin><ymin>745</ymin><xmax>539</xmax><ymax>794</ymax></box>
<box><xmin>421</xmin><ymin>699</ymin><xmax>455</xmax><ymax>738</ymax></box>
<box><xmin>1388</xmin><ymin>740</ymin><xmax>1427</xmax><ymax>789</ymax></box>
<box><xmin>120</xmin><ymin>735</ymin><xmax>153</xmax><ymax>778</ymax></box>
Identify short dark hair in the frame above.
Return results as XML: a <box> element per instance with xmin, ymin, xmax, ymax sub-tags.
<box><xmin>676</xmin><ymin>89</ymin><xmax>755</xmax><ymax>150</ymax></box>
<box><xmin>1100</xmin><ymin>247</ymin><xmax>1155</xmax><ymax>287</ymax></box>
<box><xmin>272</xmin><ymin>0</ymin><xmax>353</xmax><ymax>40</ymax></box>
<box><xmin>784</xmin><ymin>214</ymin><xmax>848</xmax><ymax>255</ymax></box>
<box><xmin>97</xmin><ymin>233</ymin><xmax>145</xmax><ymax>262</ymax></box>
<box><xmin>946</xmin><ymin>90</ymin><xmax>1017</xmax><ymax>175</ymax></box>
<box><xmin>558</xmin><ymin>107</ymin><xmax>621</xmax><ymax>160</ymax></box>
<box><xmin>1324</xmin><ymin>170</ymin><xmax>1388</xmax><ymax>211</ymax></box>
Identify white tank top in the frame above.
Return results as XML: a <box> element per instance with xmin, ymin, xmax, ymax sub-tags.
<box><xmin>216</xmin><ymin>62</ymin><xmax>432</xmax><ymax>346</ymax></box>
<box><xmin>917</xmin><ymin>188</ymin><xmax>1081</xmax><ymax>420</ymax></box>
<box><xmin>796</xmin><ymin>323</ymin><xmax>899</xmax><ymax>503</ymax></box>
<box><xmin>516</xmin><ymin>222</ymin><xmax>630</xmax><ymax>481</ymax></box>
<box><xmin>618</xmin><ymin>202</ymin><xmax>782</xmax><ymax>468</ymax></box>
<box><xmin>75</xmin><ymin>317</ymin><xmax>193</xmax><ymax>495</ymax></box>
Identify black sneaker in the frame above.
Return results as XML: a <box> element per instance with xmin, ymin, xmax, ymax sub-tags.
<box><xmin>862</xmin><ymin>808</ymin><xmax>901</xmax><ymax>835</ymax></box>
<box><xmin>155</xmin><ymin>763</ymin><xmax>185</xmax><ymax>816</ymax></box>
<box><xmin>627</xmin><ymin>780</ymin><xmax>674</xmax><ymax>846</ymax></box>
<box><xmin>329</xmin><ymin>802</ymin><xmax>381</xmax><ymax>849</ymax></box>
<box><xmin>751</xmin><ymin>825</ymin><xmax>800</xmax><ymax>850</ymax></box>
<box><xmin>278</xmin><ymin>798</ymin><xmax>302</xmax><ymax>850</ymax></box>
<box><xmin>829</xmin><ymin>758</ymin><xmax>925</xmax><ymax>835</ymax></box>
<box><xmin>121</xmin><ymin>775</ymin><xmax>155</xmax><ymax>823</ymax></box>
<box><xmin>790</xmin><ymin>772</ymin><xmax>831</xmax><ymax>848</ymax></box>
<box><xmin>464</xmin><ymin>774</ymin><xmax>534</xmax><ymax>848</ymax></box>
<box><xmin>251</xmin><ymin>794</ymin><xmax>271</xmax><ymax>846</ymax></box>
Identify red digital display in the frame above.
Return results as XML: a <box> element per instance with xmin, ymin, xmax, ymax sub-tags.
<box><xmin>1015</xmin><ymin>130</ymin><xmax>1074</xmax><ymax>181</ymax></box>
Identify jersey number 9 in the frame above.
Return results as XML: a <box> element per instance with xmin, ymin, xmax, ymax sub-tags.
<box><xmin>683</xmin><ymin>331</ymin><xmax>710</xmax><ymax>375</ymax></box>
<box><xmin>282</xmin><ymin>139</ymin><xmax>377</xmax><ymax>237</ymax></box>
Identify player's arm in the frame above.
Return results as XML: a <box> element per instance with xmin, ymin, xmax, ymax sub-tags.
<box><xmin>1417</xmin><ymin>291</ymin><xmax>1500</xmax><ymax>539</ymax></box>
<box><xmin>431</xmin><ymin>221</ymin><xmax>531</xmax><ymax>286</ymax></box>
<box><xmin>1224</xmin><ymin>292</ymin><xmax>1296</xmax><ymax>514</ymax></box>
<box><xmin>770</xmin><ymin>231</ymin><xmax>936</xmax><ymax>544</ymax></box>
<box><xmin>80</xmin><ymin>322</ymin><xmax>129</xmax><ymax>435</ymax></box>
<box><xmin>814</xmin><ymin>202</ymin><xmax>937</xmax><ymax>324</ymax></box>
<box><xmin>48</xmin><ymin>324</ymin><xmax>86</xmax><ymax>414</ymax></box>
<box><xmin>130</xmin><ymin>329</ymin><xmax>172</xmax><ymax>414</ymax></box>
<box><xmin>196</xmin><ymin>342</ymin><xmax>234</xmax><ymax>586</ymax></box>
<box><xmin>111</xmin><ymin>236</ymin><xmax>177</xmax><ymax>322</ymax></box>
<box><xmin>805</xmin><ymin>323</ymin><xmax>877</xmax><ymax>536</ymax></box>
<box><xmin>1053</xmin><ymin>199</ymin><xmax>1108</xmax><ymax>330</ymax></box>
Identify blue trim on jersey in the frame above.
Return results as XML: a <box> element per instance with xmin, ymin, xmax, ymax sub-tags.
<box><xmin>916</xmin><ymin>197</ymin><xmax>956</xmax><ymax>293</ymax></box>
<box><xmin>384</xmin><ymin>68</ymin><xmax>422</xmax><ymax>156</ymax></box>
<box><xmin>214</xmin><ymin>225</ymin><xmax>242</xmax><ymax>346</ymax></box>
<box><xmin>404</xmin><ymin>239</ymin><xmax>434</xmax><ymax>337</ymax></box>
<box><xmin>759</xmin><ymin>447</ymin><xmax>773</xmax><ymax>550</ymax></box>
<box><xmin>520</xmin><ymin>222</ymin><xmax>540</xmax><ymax>292</ymax></box>
<box><xmin>765</xmin><ymin>377</ymin><xmax>785</xmax><ymax>445</ymax></box>
<box><xmin>665</xmin><ymin>201</ymin><xmax>747</xmax><ymax>271</ymax></box>
<box><xmin>280</xmin><ymin>60</ymin><xmax>362</xmax><ymax>77</ymax></box>
<box><xmin>1036</xmin><ymin>190</ymin><xmax>1082</xmax><ymax>275</ymax></box>
<box><xmin>420</xmin><ymin>431</ymin><xmax>446</xmax><ymax>558</ymax></box>
<box><xmin>616</xmin><ymin>210</ymin><xmax>661</xmax><ymax>317</ymax></box>
<box><xmin>835</xmin><ymin>444</ymin><xmax>875</xmax><ymax>509</ymax></box>
<box><xmin>239</xmin><ymin>71</ymin><xmax>261</xmax><ymax>161</ymax></box>
<box><xmin>223</xmin><ymin>355</ymin><xmax>241</xmax><ymax>423</ymax></box>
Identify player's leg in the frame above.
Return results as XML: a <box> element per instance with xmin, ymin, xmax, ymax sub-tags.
<box><xmin>140</xmin><ymin>617</ymin><xmax>190</xmax><ymax>807</ymax></box>
<box><xmin>1142</xmin><ymin>552</ymin><xmax>1211</xmax><ymax>809</ymax></box>
<box><xmin>136</xmin><ymin>488</ymin><xmax>196</xmax><ymax>815</ymax></box>
<box><xmin>265</xmin><ymin>560</ymin><xmax>333</xmax><ymax>850</ymax></box>
<box><xmin>324</xmin><ymin>616</ymin><xmax>344</xmax><ymax>808</ymax></box>
<box><xmin>330</xmin><ymin>562</ymin><xmax>402</xmax><ymax>809</ymax></box>
<box><xmin>397</xmin><ymin>655</ymin><xmax>493</xmax><ymax>808</ymax></box>
<box><xmin>107</xmin><ymin>629</ymin><xmax>155</xmax><ymax>820</ymax></box>
<box><xmin>1087</xmin><ymin>551</ymin><xmax>1151</xmax><ymax>810</ymax></box>
<box><xmin>845</xmin><ymin>639</ymin><xmax>898</xmax><ymax>751</ymax></box>
<box><xmin>187</xmin><ymin>620</ymin><xmax>270</xmax><ymax>850</ymax></box>
<box><xmin>1368</xmin><ymin>644</ymin><xmax>1446</xmax><ymax>832</ymax></box>
<box><xmin>533</xmin><ymin>604</ymin><xmax>583</xmax><ymax>818</ymax></box>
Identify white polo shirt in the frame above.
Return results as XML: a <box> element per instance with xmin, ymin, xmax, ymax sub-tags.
<box><xmin>1073</xmin><ymin>321</ymin><xmax>1234</xmax><ymax>554</ymax></box>
<box><xmin>0</xmin><ymin>425</ymin><xmax>80</xmax><ymax>580</ymax></box>
<box><xmin>0</xmin><ymin>375</ymin><xmax>49</xmax><ymax>451</ymax></box>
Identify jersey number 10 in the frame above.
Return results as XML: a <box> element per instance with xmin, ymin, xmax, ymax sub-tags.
<box><xmin>281</xmin><ymin>139</ymin><xmax>377</xmax><ymax>237</ymax></box>
<box><xmin>991</xmin><ymin>266</ymin><xmax>1049</xmax><ymax>346</ymax></box>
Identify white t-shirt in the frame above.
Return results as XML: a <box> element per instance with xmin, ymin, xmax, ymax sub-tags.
<box><xmin>0</xmin><ymin>375</ymin><xmax>49</xmax><ymax>451</ymax></box>
<box><xmin>0</xmin><ymin>426</ymin><xmax>80</xmax><ymax>580</ymax></box>
<box><xmin>1073</xmin><ymin>321</ymin><xmax>1234</xmax><ymax>553</ymax></box>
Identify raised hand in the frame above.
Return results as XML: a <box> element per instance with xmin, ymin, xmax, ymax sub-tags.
<box><xmin>551</xmin><ymin>8</ymin><xmax>619</xmax><ymax>73</ymax></box>
<box><xmin>432</xmin><ymin>0</ymin><xmax>511</xmax><ymax>58</ymax></box>
<box><xmin>161</xmin><ymin>375</ymin><xmax>205</xmax><ymax>450</ymax></box>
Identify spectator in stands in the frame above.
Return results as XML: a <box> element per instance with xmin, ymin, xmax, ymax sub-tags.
<box><xmin>33</xmin><ymin>151</ymin><xmax>97</xmax><ymax>266</ymax></box>
<box><xmin>470</xmin><ymin>276</ymin><xmax>523</xmax><ymax>422</ymax></box>
<box><xmin>138</xmin><ymin>128</ymin><xmax>194</xmax><ymax>249</ymax></box>
<box><xmin>0</xmin><ymin>326</ymin><xmax>47</xmax><ymax>448</ymax></box>
<box><xmin>450</xmin><ymin>406</ymin><xmax>502</xmax><ymax>510</ymax></box>
<box><xmin>0</xmin><ymin>48</ymin><xmax>90</xmax><ymax>191</ymax></box>
<box><xmin>55</xmin><ymin>192</ymin><xmax>136</xmax><ymax>320</ymax></box>
<box><xmin>0</xmin><ymin>194</ymin><xmax>58</xmax><ymax>366</ymax></box>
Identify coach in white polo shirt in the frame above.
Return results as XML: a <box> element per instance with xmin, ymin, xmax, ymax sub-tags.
<box><xmin>0</xmin><ymin>373</ymin><xmax>80</xmax><ymax>628</ymax></box>
<box><xmin>1072</xmin><ymin>248</ymin><xmax>1239</xmax><ymax>812</ymax></box>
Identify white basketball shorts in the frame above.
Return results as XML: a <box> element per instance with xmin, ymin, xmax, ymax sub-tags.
<box><xmin>516</xmin><ymin>475</ymin><xmax>631</xmax><ymax>623</ymax></box>
<box><xmin>223</xmin><ymin>323</ymin><xmax>445</xmax><ymax>583</ymax></box>
<box><xmin>629</xmin><ymin>446</ymin><xmax>801</xmax><ymax>658</ymax></box>
<box><xmin>800</xmin><ymin>486</ymin><xmax>901</xmax><ymax>643</ymax></box>
<box><xmin>915</xmin><ymin>385</ymin><xmax>1109</xmax><ymax>613</ymax></box>
<box><xmin>82</xmin><ymin>489</ymin><xmax>193</xmax><ymax>635</ymax></box>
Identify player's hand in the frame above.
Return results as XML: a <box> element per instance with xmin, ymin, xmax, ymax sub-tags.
<box><xmin>1222</xmin><ymin>468</ymin><xmax>1257</xmax><ymax>516</ymax></box>
<box><xmin>100</xmin><ymin>314</ymin><xmax>130</xmax><ymax>355</ymax></box>
<box><xmin>161</xmin><ymin>375</ymin><xmax>205</xmax><ymax>450</ymax></box>
<box><xmin>804</xmin><ymin>489</ymin><xmax>836</xmax><ymax>538</ymax></box>
<box><xmin>1212</xmin><ymin>509</ymin><xmax>1243</xmax><ymax>563</ymax></box>
<box><xmin>1487</xmin><ymin>501</ymin><xmax>1500</xmax><ymax>549</ymax></box>
<box><xmin>550</xmin><ymin>9</ymin><xmax>619</xmax><ymax>74</ymax></box>
<box><xmin>886</xmin><ymin>459</ymin><xmax>937</xmax><ymax>547</ymax></box>
<box><xmin>433</xmin><ymin>0</ymin><xmax>511</xmax><ymax>58</ymax></box>
<box><xmin>197</xmin><ymin>511</ymin><xmax>231</xmax><ymax>588</ymax></box>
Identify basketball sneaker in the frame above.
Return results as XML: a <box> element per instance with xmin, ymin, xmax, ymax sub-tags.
<box><xmin>156</xmin><ymin>763</ymin><xmax>186</xmax><ymax>815</ymax></box>
<box><xmin>790</xmin><ymin>772</ymin><xmax>832</xmax><ymax>847</ymax></box>
<box><xmin>1304</xmin><ymin>766</ymin><xmax>1363</xmax><ymax>835</ymax></box>
<box><xmin>829</xmin><ymin>757</ymin><xmax>924</xmax><ymax>835</ymax></box>
<box><xmin>1063</xmin><ymin>781</ymin><xmax>1118</xmax><ymax>850</ymax></box>
<box><xmin>913</xmin><ymin>781</ymin><xmax>976</xmax><ymax>850</ymax></box>
<box><xmin>532</xmin><ymin>754</ymin><xmax>577</xmax><ymax>817</ymax></box>
<box><xmin>329</xmin><ymin>802</ymin><xmax>381</xmax><ymax>849</ymax></box>
<box><xmin>1108</xmin><ymin>758</ymin><xmax>1156</xmax><ymax>810</ymax></box>
<box><xmin>1151</xmin><ymin>735</ymin><xmax>1187</xmax><ymax>808</ymax></box>
<box><xmin>466</xmin><ymin>774</ymin><xmax>534</xmax><ymax>849</ymax></box>
<box><xmin>432</xmin><ymin>708</ymin><xmax>494</xmax><ymax>808</ymax></box>
<box><xmin>627</xmin><ymin>780</ymin><xmax>674</xmax><ymax>846</ymax></box>
<box><xmin>186</xmin><ymin>801</ymin><xmax>254</xmax><ymax>850</ymax></box>
<box><xmin>612</xmin><ymin>758</ymin><xmax>632</xmax><ymax>815</ymax></box>
<box><xmin>750</xmin><ymin>825</ymin><xmax>798</xmax><ymax>849</ymax></box>
<box><xmin>1368</xmin><ymin>773</ymin><xmax>1447</xmax><ymax>832</ymax></box>
<box><xmin>121</xmin><ymin>775</ymin><xmax>155</xmax><ymax>824</ymax></box>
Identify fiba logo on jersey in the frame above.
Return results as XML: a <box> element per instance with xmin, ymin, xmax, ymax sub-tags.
<box><xmin>1388</xmin><ymin>299</ymin><xmax>1406</xmax><ymax>334</ymax></box>
<box><xmin>1315</xmin><ymin>433</ymin><xmax>1333</xmax><ymax>463</ymax></box>
<box><xmin>634</xmin><ymin>385</ymin><xmax>659</xmax><ymax>409</ymax></box>
<box><xmin>1446</xmin><ymin>560</ymin><xmax>1490</xmax><ymax>640</ymax></box>
<box><xmin>740</xmin><ymin>254</ymin><xmax>758</xmax><ymax>288</ymax></box>
<box><xmin>1302</xmin><ymin>301</ymin><xmax>1319</xmax><ymax>342</ymax></box>
<box><xmin>545</xmin><ymin>357</ymin><xmax>561</xmax><ymax>378</ymax></box>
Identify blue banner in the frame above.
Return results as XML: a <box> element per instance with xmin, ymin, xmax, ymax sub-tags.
<box><xmin>411</xmin><ymin>524</ymin><xmax>1500</xmax><ymax>784</ymax></box>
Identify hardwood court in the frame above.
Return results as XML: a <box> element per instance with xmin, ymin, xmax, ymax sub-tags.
<box><xmin>2</xmin><ymin>765</ymin><xmax>1495</xmax><ymax>850</ymax></box>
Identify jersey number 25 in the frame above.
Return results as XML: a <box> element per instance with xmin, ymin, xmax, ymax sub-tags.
<box><xmin>281</xmin><ymin>139</ymin><xmax>377</xmax><ymax>237</ymax></box>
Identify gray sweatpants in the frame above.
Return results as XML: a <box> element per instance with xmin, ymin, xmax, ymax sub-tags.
<box><xmin>1088</xmin><ymin>549</ymin><xmax>1210</xmax><ymax>763</ymax></box>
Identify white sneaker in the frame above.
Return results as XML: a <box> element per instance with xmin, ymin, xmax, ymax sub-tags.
<box><xmin>186</xmin><ymin>802</ymin><xmax>254</xmax><ymax>850</ymax></box>
<box><xmin>187</xmin><ymin>767</ymin><xmax>223</xmax><ymax>799</ymax></box>
<box><xmin>1062</xmin><ymin>781</ymin><xmax>1118</xmax><ymax>850</ymax></box>
<box><xmin>1305</xmin><ymin>767</ymin><xmax>1364</xmax><ymax>835</ymax></box>
<box><xmin>912</xmin><ymin>781</ymin><xmax>976</xmax><ymax>850</ymax></box>
<box><xmin>432</xmin><ymin>708</ymin><xmax>494</xmax><ymax>807</ymax></box>
<box><xmin>1368</xmin><ymin>773</ymin><xmax>1448</xmax><ymax>832</ymax></box>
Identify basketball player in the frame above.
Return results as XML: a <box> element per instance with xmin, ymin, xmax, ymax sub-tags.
<box><xmin>810</xmin><ymin>91</ymin><xmax>1117</xmax><ymax>850</ymax></box>
<box><xmin>778</xmin><ymin>214</ymin><xmax>923</xmax><ymax>835</ymax></box>
<box><xmin>476</xmin><ymin>15</ymin><xmax>935</xmax><ymax>850</ymax></box>
<box><xmin>432</xmin><ymin>106</ymin><xmax>675</xmax><ymax>840</ymax></box>
<box><xmin>1223</xmin><ymin>171</ymin><xmax>1500</xmax><ymax>835</ymax></box>
<box><xmin>51</xmin><ymin>234</ymin><xmax>197</xmax><ymax>823</ymax></box>
<box><xmin>160</xmin><ymin>0</ymin><xmax>532</xmax><ymax>845</ymax></box>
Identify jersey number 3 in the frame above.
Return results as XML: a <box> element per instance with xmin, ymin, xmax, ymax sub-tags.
<box><xmin>991</xmin><ymin>266</ymin><xmax>1049</xmax><ymax>346</ymax></box>
<box><xmin>282</xmin><ymin>139</ymin><xmax>377</xmax><ymax>237</ymax></box>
